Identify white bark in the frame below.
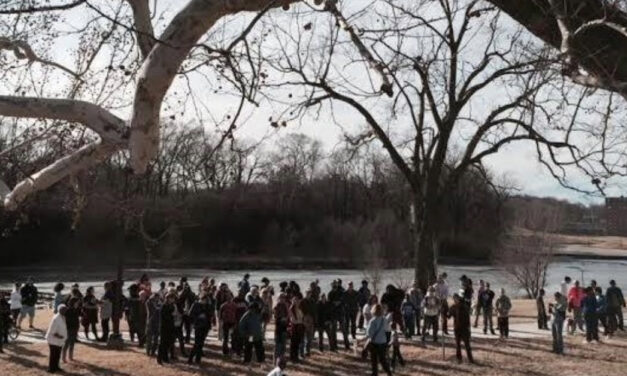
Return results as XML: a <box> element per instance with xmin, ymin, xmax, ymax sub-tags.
<box><xmin>129</xmin><ymin>0</ymin><xmax>302</xmax><ymax>173</ymax></box>
<box><xmin>126</xmin><ymin>0</ymin><xmax>156</xmax><ymax>59</ymax></box>
<box><xmin>0</xmin><ymin>37</ymin><xmax>81</xmax><ymax>78</ymax></box>
<box><xmin>3</xmin><ymin>141</ymin><xmax>120</xmax><ymax>210</ymax></box>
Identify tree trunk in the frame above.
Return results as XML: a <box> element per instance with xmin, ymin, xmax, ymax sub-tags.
<box><xmin>413</xmin><ymin>194</ymin><xmax>438</xmax><ymax>291</ymax></box>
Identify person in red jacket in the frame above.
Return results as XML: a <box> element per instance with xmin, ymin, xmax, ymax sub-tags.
<box><xmin>219</xmin><ymin>295</ymin><xmax>238</xmax><ymax>356</ymax></box>
<box><xmin>568</xmin><ymin>280</ymin><xmax>586</xmax><ymax>332</ymax></box>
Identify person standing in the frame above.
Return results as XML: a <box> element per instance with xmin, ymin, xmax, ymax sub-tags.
<box><xmin>53</xmin><ymin>283</ymin><xmax>65</xmax><ymax>314</ymax></box>
<box><xmin>495</xmin><ymin>289</ymin><xmax>512</xmax><ymax>339</ymax></box>
<box><xmin>606</xmin><ymin>280</ymin><xmax>625</xmax><ymax>332</ymax></box>
<box><xmin>157</xmin><ymin>293</ymin><xmax>176</xmax><ymax>364</ymax></box>
<box><xmin>45</xmin><ymin>304</ymin><xmax>68</xmax><ymax>373</ymax></box>
<box><xmin>536</xmin><ymin>289</ymin><xmax>549</xmax><ymax>330</ymax></box>
<box><xmin>357</xmin><ymin>280</ymin><xmax>371</xmax><ymax>330</ymax></box>
<box><xmin>232</xmin><ymin>288</ymin><xmax>248</xmax><ymax>357</ymax></box>
<box><xmin>145</xmin><ymin>293</ymin><xmax>162</xmax><ymax>357</ymax></box>
<box><xmin>344</xmin><ymin>282</ymin><xmax>360</xmax><ymax>340</ymax></box>
<box><xmin>0</xmin><ymin>292</ymin><xmax>9</xmax><ymax>351</ymax></box>
<box><xmin>300</xmin><ymin>289</ymin><xmax>317</xmax><ymax>356</ymax></box>
<box><xmin>316</xmin><ymin>293</ymin><xmax>333</xmax><ymax>352</ymax></box>
<box><xmin>549</xmin><ymin>292</ymin><xmax>567</xmax><ymax>354</ymax></box>
<box><xmin>448</xmin><ymin>294</ymin><xmax>474</xmax><ymax>364</ymax></box>
<box><xmin>188</xmin><ymin>293</ymin><xmax>213</xmax><ymax>364</ymax></box>
<box><xmin>219</xmin><ymin>294</ymin><xmax>238</xmax><ymax>356</ymax></box>
<box><xmin>400</xmin><ymin>294</ymin><xmax>416</xmax><ymax>339</ymax></box>
<box><xmin>238</xmin><ymin>273</ymin><xmax>251</xmax><ymax>296</ymax></box>
<box><xmin>561</xmin><ymin>276</ymin><xmax>572</xmax><ymax>297</ymax></box>
<box><xmin>288</xmin><ymin>295</ymin><xmax>305</xmax><ymax>362</ymax></box>
<box><xmin>126</xmin><ymin>284</ymin><xmax>146</xmax><ymax>347</ymax></box>
<box><xmin>100</xmin><ymin>282</ymin><xmax>113</xmax><ymax>343</ymax></box>
<box><xmin>595</xmin><ymin>287</ymin><xmax>609</xmax><ymax>336</ymax></box>
<box><xmin>434</xmin><ymin>273</ymin><xmax>450</xmax><ymax>335</ymax></box>
<box><xmin>407</xmin><ymin>282</ymin><xmax>423</xmax><ymax>336</ymax></box>
<box><xmin>473</xmin><ymin>280</ymin><xmax>485</xmax><ymax>328</ymax></box>
<box><xmin>62</xmin><ymin>296</ymin><xmax>80</xmax><ymax>363</ymax></box>
<box><xmin>9</xmin><ymin>283</ymin><xmax>22</xmax><ymax>323</ymax></box>
<box><xmin>81</xmin><ymin>287</ymin><xmax>99</xmax><ymax>341</ymax></box>
<box><xmin>568</xmin><ymin>280</ymin><xmax>585</xmax><ymax>332</ymax></box>
<box><xmin>366</xmin><ymin>304</ymin><xmax>392</xmax><ymax>376</ymax></box>
<box><xmin>581</xmin><ymin>287</ymin><xmax>600</xmax><ymax>343</ymax></box>
<box><xmin>328</xmin><ymin>280</ymin><xmax>350</xmax><ymax>350</ymax></box>
<box><xmin>19</xmin><ymin>277</ymin><xmax>38</xmax><ymax>329</ymax></box>
<box><xmin>239</xmin><ymin>302</ymin><xmax>265</xmax><ymax>364</ymax></box>
<box><xmin>273</xmin><ymin>293</ymin><xmax>290</xmax><ymax>358</ymax></box>
<box><xmin>422</xmin><ymin>286</ymin><xmax>440</xmax><ymax>343</ymax></box>
<box><xmin>479</xmin><ymin>283</ymin><xmax>496</xmax><ymax>335</ymax></box>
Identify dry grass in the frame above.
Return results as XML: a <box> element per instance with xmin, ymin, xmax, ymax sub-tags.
<box><xmin>1</xmin><ymin>302</ymin><xmax>626</xmax><ymax>376</ymax></box>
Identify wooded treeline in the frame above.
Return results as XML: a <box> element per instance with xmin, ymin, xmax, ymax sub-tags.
<box><xmin>1</xmin><ymin>125</ymin><xmax>507</xmax><ymax>267</ymax></box>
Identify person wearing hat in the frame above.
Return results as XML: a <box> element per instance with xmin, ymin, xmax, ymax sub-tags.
<box><xmin>45</xmin><ymin>304</ymin><xmax>68</xmax><ymax>373</ymax></box>
<box><xmin>19</xmin><ymin>277</ymin><xmax>38</xmax><ymax>329</ymax></box>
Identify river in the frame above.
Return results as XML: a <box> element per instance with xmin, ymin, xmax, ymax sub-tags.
<box><xmin>1</xmin><ymin>257</ymin><xmax>625</xmax><ymax>298</ymax></box>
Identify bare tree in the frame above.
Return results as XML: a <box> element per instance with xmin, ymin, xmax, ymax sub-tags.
<box><xmin>0</xmin><ymin>0</ymin><xmax>308</xmax><ymax>210</ymax></box>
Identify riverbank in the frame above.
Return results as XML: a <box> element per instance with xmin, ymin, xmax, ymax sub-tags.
<box><xmin>1</xmin><ymin>301</ymin><xmax>625</xmax><ymax>376</ymax></box>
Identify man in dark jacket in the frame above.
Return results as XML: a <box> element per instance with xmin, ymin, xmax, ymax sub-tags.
<box><xmin>606</xmin><ymin>280</ymin><xmax>625</xmax><ymax>331</ymax></box>
<box><xmin>232</xmin><ymin>289</ymin><xmax>248</xmax><ymax>356</ymax></box>
<box><xmin>126</xmin><ymin>284</ymin><xmax>147</xmax><ymax>347</ymax></box>
<box><xmin>316</xmin><ymin>294</ymin><xmax>333</xmax><ymax>351</ymax></box>
<box><xmin>188</xmin><ymin>293</ymin><xmax>213</xmax><ymax>364</ymax></box>
<box><xmin>328</xmin><ymin>280</ymin><xmax>350</xmax><ymax>349</ymax></box>
<box><xmin>343</xmin><ymin>282</ymin><xmax>360</xmax><ymax>339</ymax></box>
<box><xmin>157</xmin><ymin>293</ymin><xmax>176</xmax><ymax>365</ymax></box>
<box><xmin>145</xmin><ymin>293</ymin><xmax>161</xmax><ymax>357</ymax></box>
<box><xmin>19</xmin><ymin>278</ymin><xmax>38</xmax><ymax>329</ymax></box>
<box><xmin>239</xmin><ymin>302</ymin><xmax>264</xmax><ymax>363</ymax></box>
<box><xmin>357</xmin><ymin>280</ymin><xmax>371</xmax><ymax>330</ymax></box>
<box><xmin>448</xmin><ymin>294</ymin><xmax>473</xmax><ymax>364</ymax></box>
<box><xmin>479</xmin><ymin>283</ymin><xmax>496</xmax><ymax>335</ymax></box>
<box><xmin>581</xmin><ymin>287</ymin><xmax>599</xmax><ymax>342</ymax></box>
<box><xmin>178</xmin><ymin>283</ymin><xmax>196</xmax><ymax>344</ymax></box>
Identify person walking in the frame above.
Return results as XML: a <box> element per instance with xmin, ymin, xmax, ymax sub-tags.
<box><xmin>9</xmin><ymin>283</ymin><xmax>22</xmax><ymax>323</ymax></box>
<box><xmin>479</xmin><ymin>283</ymin><xmax>496</xmax><ymax>335</ymax></box>
<box><xmin>81</xmin><ymin>287</ymin><xmax>99</xmax><ymax>340</ymax></box>
<box><xmin>188</xmin><ymin>293</ymin><xmax>213</xmax><ymax>364</ymax></box>
<box><xmin>366</xmin><ymin>304</ymin><xmax>392</xmax><ymax>376</ymax></box>
<box><xmin>19</xmin><ymin>277</ymin><xmax>38</xmax><ymax>329</ymax></box>
<box><xmin>448</xmin><ymin>294</ymin><xmax>474</xmax><ymax>364</ymax></box>
<box><xmin>495</xmin><ymin>288</ymin><xmax>512</xmax><ymax>339</ymax></box>
<box><xmin>45</xmin><ymin>304</ymin><xmax>68</xmax><ymax>373</ymax></box>
<box><xmin>606</xmin><ymin>280</ymin><xmax>625</xmax><ymax>332</ymax></box>
<box><xmin>536</xmin><ymin>289</ymin><xmax>549</xmax><ymax>330</ymax></box>
<box><xmin>239</xmin><ymin>302</ymin><xmax>265</xmax><ymax>364</ymax></box>
<box><xmin>62</xmin><ymin>296</ymin><xmax>80</xmax><ymax>363</ymax></box>
<box><xmin>581</xmin><ymin>287</ymin><xmax>600</xmax><ymax>343</ymax></box>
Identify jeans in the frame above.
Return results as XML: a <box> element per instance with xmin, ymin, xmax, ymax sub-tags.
<box><xmin>101</xmin><ymin>319</ymin><xmax>110</xmax><ymax>342</ymax></box>
<box><xmin>498</xmin><ymin>317</ymin><xmax>509</xmax><ymax>338</ymax></box>
<box><xmin>145</xmin><ymin>324</ymin><xmax>159</xmax><ymax>356</ymax></box>
<box><xmin>573</xmin><ymin>307</ymin><xmax>584</xmax><ymax>331</ymax></box>
<box><xmin>49</xmin><ymin>345</ymin><xmax>62</xmax><ymax>372</ymax></box>
<box><xmin>303</xmin><ymin>315</ymin><xmax>315</xmax><ymax>355</ymax></box>
<box><xmin>244</xmin><ymin>339</ymin><xmax>265</xmax><ymax>363</ymax></box>
<box><xmin>585</xmin><ymin>313</ymin><xmax>599</xmax><ymax>342</ymax></box>
<box><xmin>440</xmin><ymin>301</ymin><xmax>449</xmax><ymax>334</ymax></box>
<box><xmin>454</xmin><ymin>328</ymin><xmax>473</xmax><ymax>362</ymax></box>
<box><xmin>422</xmin><ymin>315</ymin><xmax>438</xmax><ymax>342</ymax></box>
<box><xmin>483</xmin><ymin>307</ymin><xmax>494</xmax><ymax>333</ymax></box>
<box><xmin>346</xmin><ymin>309</ymin><xmax>358</xmax><ymax>339</ymax></box>
<box><xmin>552</xmin><ymin>314</ymin><xmax>564</xmax><ymax>354</ymax></box>
<box><xmin>317</xmin><ymin>322</ymin><xmax>332</xmax><ymax>351</ymax></box>
<box><xmin>275</xmin><ymin>326</ymin><xmax>288</xmax><ymax>358</ymax></box>
<box><xmin>188</xmin><ymin>326</ymin><xmax>208</xmax><ymax>363</ymax></box>
<box><xmin>369</xmin><ymin>343</ymin><xmax>392</xmax><ymax>376</ymax></box>
<box><xmin>222</xmin><ymin>322</ymin><xmax>234</xmax><ymax>355</ymax></box>
<box><xmin>403</xmin><ymin>314</ymin><xmax>415</xmax><ymax>338</ymax></box>
<box><xmin>290</xmin><ymin>324</ymin><xmax>305</xmax><ymax>361</ymax></box>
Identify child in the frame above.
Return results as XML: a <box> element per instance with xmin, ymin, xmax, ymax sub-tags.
<box><xmin>495</xmin><ymin>288</ymin><xmax>512</xmax><ymax>339</ymax></box>
<box><xmin>400</xmin><ymin>294</ymin><xmax>416</xmax><ymax>339</ymax></box>
<box><xmin>390</xmin><ymin>323</ymin><xmax>405</xmax><ymax>370</ymax></box>
<box><xmin>536</xmin><ymin>289</ymin><xmax>549</xmax><ymax>330</ymax></box>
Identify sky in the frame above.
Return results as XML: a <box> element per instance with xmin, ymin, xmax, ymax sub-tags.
<box><xmin>2</xmin><ymin>0</ymin><xmax>624</xmax><ymax>206</ymax></box>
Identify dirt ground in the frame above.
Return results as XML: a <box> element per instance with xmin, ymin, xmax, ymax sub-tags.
<box><xmin>1</xmin><ymin>300</ymin><xmax>626</xmax><ymax>376</ymax></box>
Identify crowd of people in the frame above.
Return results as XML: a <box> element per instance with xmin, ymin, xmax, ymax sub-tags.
<box><xmin>0</xmin><ymin>272</ymin><xmax>624</xmax><ymax>375</ymax></box>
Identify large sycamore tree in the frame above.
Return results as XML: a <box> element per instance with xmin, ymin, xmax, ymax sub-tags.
<box><xmin>2</xmin><ymin>0</ymin><xmax>627</xmax><ymax>288</ymax></box>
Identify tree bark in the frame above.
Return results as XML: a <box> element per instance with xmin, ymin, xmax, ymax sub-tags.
<box><xmin>412</xmin><ymin>193</ymin><xmax>438</xmax><ymax>291</ymax></box>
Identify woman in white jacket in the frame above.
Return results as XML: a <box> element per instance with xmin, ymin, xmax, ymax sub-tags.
<box><xmin>45</xmin><ymin>304</ymin><xmax>68</xmax><ymax>374</ymax></box>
